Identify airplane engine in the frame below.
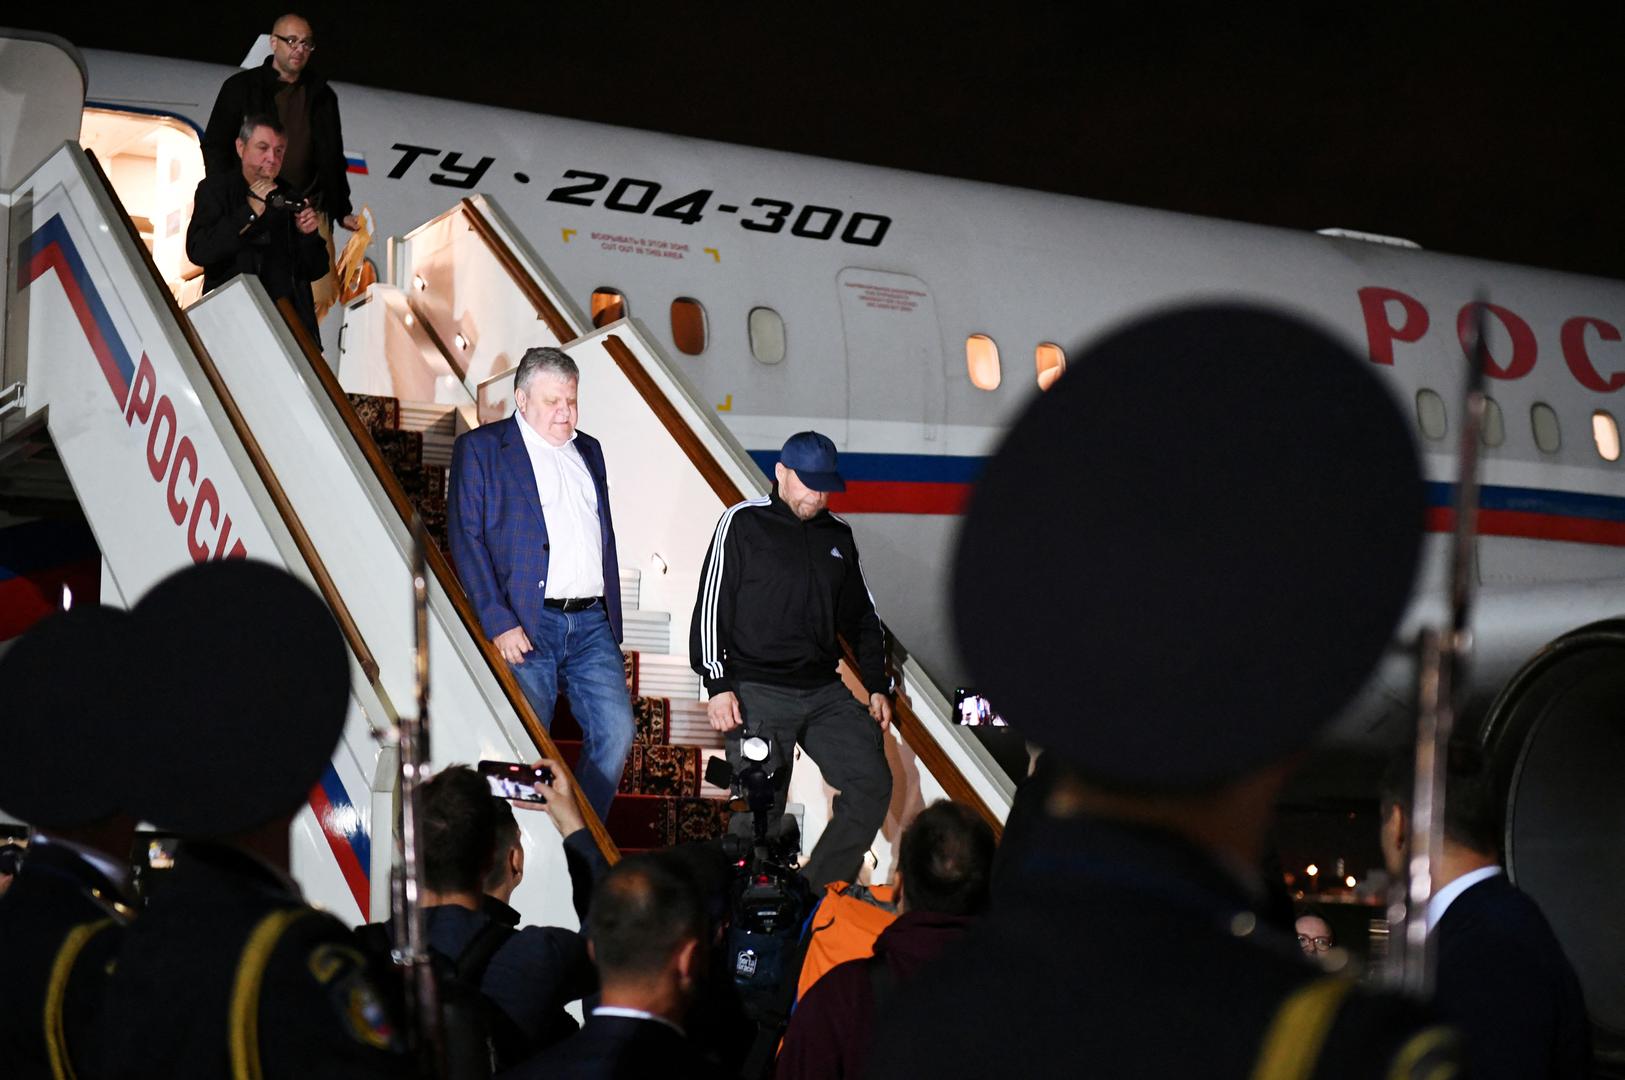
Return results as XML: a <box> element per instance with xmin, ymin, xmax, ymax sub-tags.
<box><xmin>1477</xmin><ymin>620</ymin><xmax>1625</xmax><ymax>1054</ymax></box>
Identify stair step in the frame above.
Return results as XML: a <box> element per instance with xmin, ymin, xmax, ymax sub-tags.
<box><xmin>552</xmin><ymin>693</ymin><xmax>673</xmax><ymax>746</ymax></box>
<box><xmin>552</xmin><ymin>742</ymin><xmax>726</xmax><ymax>799</ymax></box>
<box><xmin>632</xmin><ymin>653</ymin><xmax>702</xmax><ymax>701</ymax></box>
<box><xmin>606</xmin><ymin>794</ymin><xmax>733</xmax><ymax>848</ymax></box>
<box><xmin>621</xmin><ymin>610</ymin><xmax>670</xmax><ymax>654</ymax></box>
<box><xmin>396</xmin><ymin>402</ymin><xmax>459</xmax><ymax>469</ymax></box>
<box><xmin>668</xmin><ymin>699</ymin><xmax>724</xmax><ymax>749</ymax></box>
<box><xmin>347</xmin><ymin>392</ymin><xmax>399</xmax><ymax>432</ymax></box>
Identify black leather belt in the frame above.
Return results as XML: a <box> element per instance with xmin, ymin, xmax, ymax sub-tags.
<box><xmin>544</xmin><ymin>596</ymin><xmax>601</xmax><ymax>613</ymax></box>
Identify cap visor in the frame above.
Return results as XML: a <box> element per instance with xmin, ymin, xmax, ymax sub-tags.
<box><xmin>798</xmin><ymin>470</ymin><xmax>846</xmax><ymax>493</ymax></box>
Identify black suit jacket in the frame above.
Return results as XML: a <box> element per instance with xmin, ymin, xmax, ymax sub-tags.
<box><xmin>867</xmin><ymin>816</ymin><xmax>1463</xmax><ymax>1079</ymax></box>
<box><xmin>185</xmin><ymin>169</ymin><xmax>329</xmax><ymax>340</ymax></box>
<box><xmin>97</xmin><ymin>841</ymin><xmax>406</xmax><ymax>1079</ymax></box>
<box><xmin>0</xmin><ymin>839</ymin><xmax>134</xmax><ymax>1079</ymax></box>
<box><xmin>1434</xmin><ymin>872</ymin><xmax>1592</xmax><ymax>1079</ymax></box>
<box><xmin>499</xmin><ymin>1013</ymin><xmax>708</xmax><ymax>1080</ymax></box>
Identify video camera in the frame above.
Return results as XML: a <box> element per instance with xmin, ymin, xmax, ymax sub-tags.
<box><xmin>704</xmin><ymin>732</ymin><xmax>813</xmax><ymax>1026</ymax></box>
<box><xmin>264</xmin><ymin>188</ymin><xmax>318</xmax><ymax>214</ymax></box>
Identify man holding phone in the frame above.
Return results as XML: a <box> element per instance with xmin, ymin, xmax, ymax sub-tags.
<box><xmin>415</xmin><ymin>763</ymin><xmax>606</xmax><ymax>1066</ymax></box>
<box><xmin>186</xmin><ymin>114</ymin><xmax>328</xmax><ymax>341</ymax></box>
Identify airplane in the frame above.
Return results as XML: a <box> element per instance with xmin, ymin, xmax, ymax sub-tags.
<box><xmin>5</xmin><ymin>32</ymin><xmax>1624</xmax><ymax>1047</ymax></box>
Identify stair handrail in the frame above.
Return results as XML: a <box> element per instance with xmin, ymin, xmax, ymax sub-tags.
<box><xmin>272</xmin><ymin>297</ymin><xmax>620</xmax><ymax>863</ymax></box>
<box><xmin>457</xmin><ymin>198</ymin><xmax>577</xmax><ymax>345</ymax></box>
<box><xmin>838</xmin><ymin>638</ymin><xmax>1006</xmax><ymax>839</ymax></box>
<box><xmin>84</xmin><ymin>149</ymin><xmax>384</xmax><ymax>690</ymax></box>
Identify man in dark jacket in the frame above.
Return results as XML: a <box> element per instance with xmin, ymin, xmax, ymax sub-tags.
<box><xmin>0</xmin><ymin>607</ymin><xmax>144</xmax><ymax>1080</ymax></box>
<box><xmin>866</xmin><ymin>306</ymin><xmax>1466</xmax><ymax>1078</ymax></box>
<box><xmin>777</xmin><ymin>800</ymin><xmax>994</xmax><ymax>1079</ymax></box>
<box><xmin>202</xmin><ymin>14</ymin><xmax>356</xmax><ymax>231</ymax></box>
<box><xmin>689</xmin><ymin>431</ymin><xmax>893</xmax><ymax>889</ymax></box>
<box><xmin>96</xmin><ymin>561</ymin><xmax>406</xmax><ymax>1079</ymax></box>
<box><xmin>1380</xmin><ymin>749</ymin><xmax>1592</xmax><ymax>1078</ymax></box>
<box><xmin>415</xmin><ymin>764</ymin><xmax>606</xmax><ymax>1068</ymax></box>
<box><xmin>500</xmin><ymin>855</ymin><xmax>712</xmax><ymax>1080</ymax></box>
<box><xmin>186</xmin><ymin>113</ymin><xmax>328</xmax><ymax>340</ymax></box>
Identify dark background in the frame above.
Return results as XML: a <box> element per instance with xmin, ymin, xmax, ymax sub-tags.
<box><xmin>14</xmin><ymin>5</ymin><xmax>1623</xmax><ymax>279</ymax></box>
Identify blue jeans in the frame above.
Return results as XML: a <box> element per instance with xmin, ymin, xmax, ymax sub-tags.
<box><xmin>510</xmin><ymin>604</ymin><xmax>634</xmax><ymax>822</ymax></box>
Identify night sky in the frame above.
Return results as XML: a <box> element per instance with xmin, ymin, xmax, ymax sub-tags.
<box><xmin>13</xmin><ymin>6</ymin><xmax>1624</xmax><ymax>280</ymax></box>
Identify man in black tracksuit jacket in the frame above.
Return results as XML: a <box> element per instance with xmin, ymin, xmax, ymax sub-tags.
<box><xmin>689</xmin><ymin>431</ymin><xmax>893</xmax><ymax>889</ymax></box>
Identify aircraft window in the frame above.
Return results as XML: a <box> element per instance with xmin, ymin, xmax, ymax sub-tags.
<box><xmin>1531</xmin><ymin>403</ymin><xmax>1562</xmax><ymax>453</ymax></box>
<box><xmin>1036</xmin><ymin>343</ymin><xmax>1066</xmax><ymax>391</ymax></box>
<box><xmin>1593</xmin><ymin>411</ymin><xmax>1621</xmax><ymax>462</ymax></box>
<box><xmin>671</xmin><ymin>298</ymin><xmax>708</xmax><ymax>356</ymax></box>
<box><xmin>1482</xmin><ymin>397</ymin><xmax>1505</xmax><ymax>448</ymax></box>
<box><xmin>749</xmin><ymin>307</ymin><xmax>787</xmax><ymax>365</ymax></box>
<box><xmin>1415</xmin><ymin>389</ymin><xmax>1448</xmax><ymax>441</ymax></box>
<box><xmin>591</xmin><ymin>288</ymin><xmax>626</xmax><ymax>328</ymax></box>
<box><xmin>967</xmin><ymin>334</ymin><xmax>1001</xmax><ymax>391</ymax></box>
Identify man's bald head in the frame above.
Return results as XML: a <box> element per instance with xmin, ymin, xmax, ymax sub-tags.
<box><xmin>269</xmin><ymin>13</ymin><xmax>315</xmax><ymax>80</ymax></box>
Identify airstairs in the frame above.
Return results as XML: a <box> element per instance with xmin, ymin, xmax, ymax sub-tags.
<box><xmin>1</xmin><ymin>30</ymin><xmax>1013</xmax><ymax>933</ymax></box>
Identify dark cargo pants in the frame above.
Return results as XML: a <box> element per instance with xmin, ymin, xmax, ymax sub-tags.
<box><xmin>728</xmin><ymin>680</ymin><xmax>893</xmax><ymax>889</ymax></box>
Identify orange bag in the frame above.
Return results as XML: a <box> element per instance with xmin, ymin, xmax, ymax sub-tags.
<box><xmin>795</xmin><ymin>880</ymin><xmax>899</xmax><ymax>1001</ymax></box>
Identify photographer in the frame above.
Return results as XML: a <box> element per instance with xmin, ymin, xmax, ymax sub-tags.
<box><xmin>186</xmin><ymin>113</ymin><xmax>327</xmax><ymax>341</ymax></box>
<box><xmin>414</xmin><ymin>763</ymin><xmax>604</xmax><ymax>1067</ymax></box>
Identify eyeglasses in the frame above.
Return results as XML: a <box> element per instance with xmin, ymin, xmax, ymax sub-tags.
<box><xmin>1297</xmin><ymin>935</ymin><xmax>1333</xmax><ymax>952</ymax></box>
<box><xmin>272</xmin><ymin>34</ymin><xmax>316</xmax><ymax>52</ymax></box>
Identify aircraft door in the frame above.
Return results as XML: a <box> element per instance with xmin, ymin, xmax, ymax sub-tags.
<box><xmin>837</xmin><ymin>268</ymin><xmax>946</xmax><ymax>448</ymax></box>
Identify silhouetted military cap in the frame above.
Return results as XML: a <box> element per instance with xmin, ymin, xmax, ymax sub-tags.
<box><xmin>130</xmin><ymin>560</ymin><xmax>351</xmax><ymax>835</ymax></box>
<box><xmin>0</xmin><ymin>606</ymin><xmax>139</xmax><ymax>827</ymax></box>
<box><xmin>954</xmin><ymin>304</ymin><xmax>1423</xmax><ymax>790</ymax></box>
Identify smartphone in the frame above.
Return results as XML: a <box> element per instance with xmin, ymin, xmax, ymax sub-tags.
<box><xmin>477</xmin><ymin>760</ymin><xmax>555</xmax><ymax>803</ymax></box>
<box><xmin>953</xmin><ymin>688</ymin><xmax>1007</xmax><ymax>727</ymax></box>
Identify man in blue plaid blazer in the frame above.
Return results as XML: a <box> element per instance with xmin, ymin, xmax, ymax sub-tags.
<box><xmin>449</xmin><ymin>347</ymin><xmax>634</xmax><ymax>821</ymax></box>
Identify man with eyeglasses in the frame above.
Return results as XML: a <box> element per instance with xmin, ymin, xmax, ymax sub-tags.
<box><xmin>203</xmin><ymin>14</ymin><xmax>359</xmax><ymax>320</ymax></box>
<box><xmin>1293</xmin><ymin>908</ymin><xmax>1335</xmax><ymax>958</ymax></box>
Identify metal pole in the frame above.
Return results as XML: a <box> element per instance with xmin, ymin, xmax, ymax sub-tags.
<box><xmin>1390</xmin><ymin>297</ymin><xmax>1488</xmax><ymax>996</ymax></box>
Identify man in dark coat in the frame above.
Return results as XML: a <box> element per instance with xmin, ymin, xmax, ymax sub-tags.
<box><xmin>778</xmin><ymin>800</ymin><xmax>994</xmax><ymax>1079</ymax></box>
<box><xmin>1381</xmin><ymin>749</ymin><xmax>1592</xmax><ymax>1078</ymax></box>
<box><xmin>202</xmin><ymin>14</ymin><xmax>357</xmax><ymax>231</ymax></box>
<box><xmin>866</xmin><ymin>306</ymin><xmax>1466</xmax><ymax>1079</ymax></box>
<box><xmin>0</xmin><ymin>607</ymin><xmax>144</xmax><ymax>1080</ymax></box>
<box><xmin>501</xmin><ymin>855</ymin><xmax>713</xmax><ymax>1079</ymax></box>
<box><xmin>187</xmin><ymin>113</ymin><xmax>328</xmax><ymax>340</ymax></box>
<box><xmin>413</xmin><ymin>763</ymin><xmax>604</xmax><ymax>1067</ymax></box>
<box><xmin>96</xmin><ymin>562</ymin><xmax>407</xmax><ymax>1079</ymax></box>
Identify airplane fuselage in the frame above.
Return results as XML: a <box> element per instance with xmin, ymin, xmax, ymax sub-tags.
<box><xmin>81</xmin><ymin>49</ymin><xmax>1625</xmax><ymax>721</ymax></box>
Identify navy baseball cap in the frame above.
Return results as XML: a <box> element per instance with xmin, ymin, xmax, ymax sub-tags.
<box><xmin>779</xmin><ymin>431</ymin><xmax>846</xmax><ymax>492</ymax></box>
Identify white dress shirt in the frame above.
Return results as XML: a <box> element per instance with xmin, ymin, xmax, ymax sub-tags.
<box><xmin>1426</xmin><ymin>864</ymin><xmax>1503</xmax><ymax>930</ymax></box>
<box><xmin>591</xmin><ymin>1005</ymin><xmax>686</xmax><ymax>1037</ymax></box>
<box><xmin>515</xmin><ymin>411</ymin><xmax>604</xmax><ymax>599</ymax></box>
